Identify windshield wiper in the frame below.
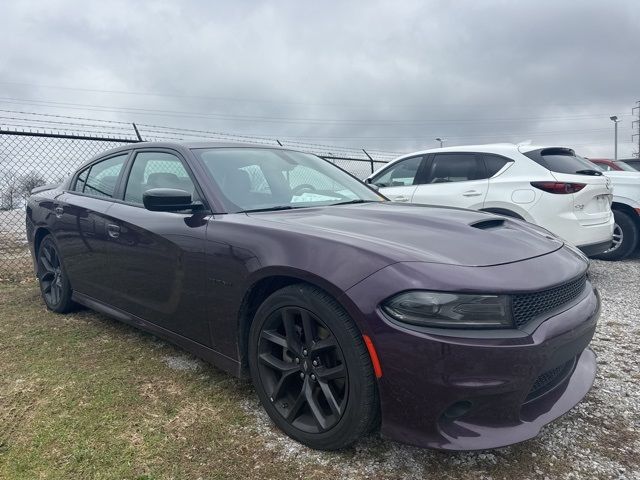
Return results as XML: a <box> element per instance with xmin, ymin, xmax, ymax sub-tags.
<box><xmin>330</xmin><ymin>199</ymin><xmax>377</xmax><ymax>206</ymax></box>
<box><xmin>575</xmin><ymin>169</ymin><xmax>603</xmax><ymax>176</ymax></box>
<box><xmin>240</xmin><ymin>205</ymin><xmax>298</xmax><ymax>213</ymax></box>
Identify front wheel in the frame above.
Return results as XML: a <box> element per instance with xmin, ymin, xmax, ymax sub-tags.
<box><xmin>248</xmin><ymin>284</ymin><xmax>379</xmax><ymax>450</ymax></box>
<box><xmin>37</xmin><ymin>235</ymin><xmax>75</xmax><ymax>313</ymax></box>
<box><xmin>594</xmin><ymin>210</ymin><xmax>638</xmax><ymax>261</ymax></box>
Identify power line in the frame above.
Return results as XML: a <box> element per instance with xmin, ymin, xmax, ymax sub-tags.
<box><xmin>0</xmin><ymin>96</ymin><xmax>632</xmax><ymax>126</ymax></box>
<box><xmin>0</xmin><ymin>80</ymin><xmax>632</xmax><ymax>111</ymax></box>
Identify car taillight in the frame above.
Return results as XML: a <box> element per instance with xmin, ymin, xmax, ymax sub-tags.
<box><xmin>530</xmin><ymin>181</ymin><xmax>586</xmax><ymax>194</ymax></box>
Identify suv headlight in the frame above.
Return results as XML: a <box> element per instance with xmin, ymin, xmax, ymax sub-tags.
<box><xmin>382</xmin><ymin>291</ymin><xmax>512</xmax><ymax>329</ymax></box>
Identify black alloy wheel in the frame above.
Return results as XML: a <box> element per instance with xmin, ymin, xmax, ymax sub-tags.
<box><xmin>249</xmin><ymin>284</ymin><xmax>379</xmax><ymax>450</ymax></box>
<box><xmin>257</xmin><ymin>306</ymin><xmax>348</xmax><ymax>433</ymax></box>
<box><xmin>37</xmin><ymin>235</ymin><xmax>75</xmax><ymax>313</ymax></box>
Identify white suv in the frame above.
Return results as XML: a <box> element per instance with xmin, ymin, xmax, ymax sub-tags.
<box><xmin>366</xmin><ymin>144</ymin><xmax>614</xmax><ymax>256</ymax></box>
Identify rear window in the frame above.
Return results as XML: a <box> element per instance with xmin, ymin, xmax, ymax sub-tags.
<box><xmin>524</xmin><ymin>148</ymin><xmax>600</xmax><ymax>175</ymax></box>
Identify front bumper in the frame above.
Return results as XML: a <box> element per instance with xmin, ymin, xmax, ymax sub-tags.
<box><xmin>343</xmin><ymin>252</ymin><xmax>598</xmax><ymax>450</ymax></box>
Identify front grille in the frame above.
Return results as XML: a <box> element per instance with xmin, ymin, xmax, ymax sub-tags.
<box><xmin>526</xmin><ymin>357</ymin><xmax>576</xmax><ymax>402</ymax></box>
<box><xmin>512</xmin><ymin>274</ymin><xmax>587</xmax><ymax>328</ymax></box>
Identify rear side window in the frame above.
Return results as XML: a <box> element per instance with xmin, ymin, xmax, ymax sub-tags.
<box><xmin>425</xmin><ymin>153</ymin><xmax>484</xmax><ymax>183</ymax></box>
<box><xmin>371</xmin><ymin>156</ymin><xmax>423</xmax><ymax>187</ymax></box>
<box><xmin>524</xmin><ymin>148</ymin><xmax>598</xmax><ymax>175</ymax></box>
<box><xmin>124</xmin><ymin>152</ymin><xmax>198</xmax><ymax>205</ymax></box>
<box><xmin>483</xmin><ymin>154</ymin><xmax>512</xmax><ymax>177</ymax></box>
<box><xmin>74</xmin><ymin>154</ymin><xmax>127</xmax><ymax>198</ymax></box>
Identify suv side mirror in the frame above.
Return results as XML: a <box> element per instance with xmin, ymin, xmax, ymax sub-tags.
<box><xmin>364</xmin><ymin>178</ymin><xmax>379</xmax><ymax>190</ymax></box>
<box><xmin>143</xmin><ymin>188</ymin><xmax>199</xmax><ymax>212</ymax></box>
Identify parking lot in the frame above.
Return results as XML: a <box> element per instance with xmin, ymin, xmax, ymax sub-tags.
<box><xmin>0</xmin><ymin>252</ymin><xmax>638</xmax><ymax>479</ymax></box>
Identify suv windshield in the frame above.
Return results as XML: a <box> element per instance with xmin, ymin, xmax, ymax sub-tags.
<box><xmin>523</xmin><ymin>148</ymin><xmax>601</xmax><ymax>175</ymax></box>
<box><xmin>193</xmin><ymin>147</ymin><xmax>384</xmax><ymax>213</ymax></box>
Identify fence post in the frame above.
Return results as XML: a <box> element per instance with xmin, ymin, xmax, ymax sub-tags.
<box><xmin>362</xmin><ymin>149</ymin><xmax>374</xmax><ymax>173</ymax></box>
<box><xmin>132</xmin><ymin>123</ymin><xmax>143</xmax><ymax>142</ymax></box>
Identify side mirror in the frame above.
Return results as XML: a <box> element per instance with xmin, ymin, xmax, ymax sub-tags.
<box><xmin>143</xmin><ymin>188</ymin><xmax>197</xmax><ymax>212</ymax></box>
<box><xmin>365</xmin><ymin>178</ymin><xmax>379</xmax><ymax>190</ymax></box>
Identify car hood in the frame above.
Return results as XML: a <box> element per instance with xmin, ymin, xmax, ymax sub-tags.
<box><xmin>247</xmin><ymin>202</ymin><xmax>565</xmax><ymax>267</ymax></box>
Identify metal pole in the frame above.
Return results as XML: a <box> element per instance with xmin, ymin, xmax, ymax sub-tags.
<box><xmin>614</xmin><ymin>121</ymin><xmax>618</xmax><ymax>161</ymax></box>
<box><xmin>362</xmin><ymin>149</ymin><xmax>374</xmax><ymax>173</ymax></box>
<box><xmin>132</xmin><ymin>123</ymin><xmax>143</xmax><ymax>142</ymax></box>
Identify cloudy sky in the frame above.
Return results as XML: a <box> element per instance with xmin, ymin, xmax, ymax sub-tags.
<box><xmin>0</xmin><ymin>0</ymin><xmax>639</xmax><ymax>159</ymax></box>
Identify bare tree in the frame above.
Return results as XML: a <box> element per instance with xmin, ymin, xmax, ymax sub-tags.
<box><xmin>0</xmin><ymin>168</ymin><xmax>21</xmax><ymax>211</ymax></box>
<box><xmin>18</xmin><ymin>171</ymin><xmax>47</xmax><ymax>201</ymax></box>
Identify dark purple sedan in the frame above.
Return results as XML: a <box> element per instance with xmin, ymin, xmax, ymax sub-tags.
<box><xmin>26</xmin><ymin>142</ymin><xmax>599</xmax><ymax>451</ymax></box>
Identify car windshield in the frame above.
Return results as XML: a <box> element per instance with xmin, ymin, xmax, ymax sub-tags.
<box><xmin>193</xmin><ymin>147</ymin><xmax>384</xmax><ymax>213</ymax></box>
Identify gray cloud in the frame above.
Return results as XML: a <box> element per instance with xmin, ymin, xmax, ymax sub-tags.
<box><xmin>1</xmin><ymin>0</ymin><xmax>638</xmax><ymax>158</ymax></box>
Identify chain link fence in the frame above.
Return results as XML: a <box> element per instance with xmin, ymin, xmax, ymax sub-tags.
<box><xmin>0</xmin><ymin>114</ymin><xmax>394</xmax><ymax>273</ymax></box>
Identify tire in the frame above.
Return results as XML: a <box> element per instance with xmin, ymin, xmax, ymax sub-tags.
<box><xmin>37</xmin><ymin>235</ymin><xmax>75</xmax><ymax>313</ymax></box>
<box><xmin>594</xmin><ymin>210</ymin><xmax>638</xmax><ymax>261</ymax></box>
<box><xmin>248</xmin><ymin>283</ymin><xmax>379</xmax><ymax>450</ymax></box>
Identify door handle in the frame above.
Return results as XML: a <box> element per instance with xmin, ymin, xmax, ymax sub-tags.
<box><xmin>462</xmin><ymin>190</ymin><xmax>483</xmax><ymax>197</ymax></box>
<box><xmin>392</xmin><ymin>196</ymin><xmax>410</xmax><ymax>202</ymax></box>
<box><xmin>106</xmin><ymin>224</ymin><xmax>121</xmax><ymax>239</ymax></box>
<box><xmin>54</xmin><ymin>206</ymin><xmax>64</xmax><ymax>218</ymax></box>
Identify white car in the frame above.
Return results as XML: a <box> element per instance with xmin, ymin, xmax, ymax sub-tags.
<box><xmin>587</xmin><ymin>162</ymin><xmax>640</xmax><ymax>260</ymax></box>
<box><xmin>366</xmin><ymin>144</ymin><xmax>614</xmax><ymax>257</ymax></box>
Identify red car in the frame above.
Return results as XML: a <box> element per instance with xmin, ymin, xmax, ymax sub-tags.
<box><xmin>590</xmin><ymin>158</ymin><xmax>638</xmax><ymax>172</ymax></box>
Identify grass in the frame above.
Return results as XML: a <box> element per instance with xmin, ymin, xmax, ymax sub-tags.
<box><xmin>0</xmin><ymin>281</ymin><xmax>348</xmax><ymax>479</ymax></box>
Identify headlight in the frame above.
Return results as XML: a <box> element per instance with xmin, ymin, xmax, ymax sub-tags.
<box><xmin>382</xmin><ymin>291</ymin><xmax>512</xmax><ymax>329</ymax></box>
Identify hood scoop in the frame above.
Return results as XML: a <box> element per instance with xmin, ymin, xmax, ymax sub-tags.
<box><xmin>470</xmin><ymin>218</ymin><xmax>506</xmax><ymax>230</ymax></box>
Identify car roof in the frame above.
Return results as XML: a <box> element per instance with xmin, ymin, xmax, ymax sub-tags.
<box><xmin>77</xmin><ymin>140</ymin><xmax>296</xmax><ymax>169</ymax></box>
<box><xmin>389</xmin><ymin>143</ymin><xmax>575</xmax><ymax>163</ymax></box>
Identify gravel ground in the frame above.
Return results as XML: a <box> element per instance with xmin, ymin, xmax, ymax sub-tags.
<box><xmin>233</xmin><ymin>255</ymin><xmax>640</xmax><ymax>480</ymax></box>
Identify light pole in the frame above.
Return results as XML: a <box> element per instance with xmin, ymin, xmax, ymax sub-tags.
<box><xmin>610</xmin><ymin>116</ymin><xmax>620</xmax><ymax>160</ymax></box>
<box><xmin>435</xmin><ymin>137</ymin><xmax>445</xmax><ymax>148</ymax></box>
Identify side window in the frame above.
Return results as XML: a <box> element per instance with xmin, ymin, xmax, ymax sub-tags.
<box><xmin>78</xmin><ymin>154</ymin><xmax>128</xmax><ymax>198</ymax></box>
<box><xmin>426</xmin><ymin>154</ymin><xmax>483</xmax><ymax>184</ymax></box>
<box><xmin>74</xmin><ymin>167</ymin><xmax>89</xmax><ymax>192</ymax></box>
<box><xmin>483</xmin><ymin>154</ymin><xmax>512</xmax><ymax>177</ymax></box>
<box><xmin>124</xmin><ymin>152</ymin><xmax>198</xmax><ymax>205</ymax></box>
<box><xmin>371</xmin><ymin>156</ymin><xmax>423</xmax><ymax>187</ymax></box>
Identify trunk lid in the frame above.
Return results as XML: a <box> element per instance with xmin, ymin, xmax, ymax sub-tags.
<box><xmin>549</xmin><ymin>172</ymin><xmax>613</xmax><ymax>226</ymax></box>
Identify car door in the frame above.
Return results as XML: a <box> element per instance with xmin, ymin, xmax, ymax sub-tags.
<box><xmin>105</xmin><ymin>149</ymin><xmax>212</xmax><ymax>345</ymax></box>
<box><xmin>53</xmin><ymin>152</ymin><xmax>129</xmax><ymax>302</ymax></box>
<box><xmin>411</xmin><ymin>152</ymin><xmax>488</xmax><ymax>209</ymax></box>
<box><xmin>369</xmin><ymin>155</ymin><xmax>425</xmax><ymax>202</ymax></box>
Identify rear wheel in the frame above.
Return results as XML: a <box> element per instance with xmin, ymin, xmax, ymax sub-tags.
<box><xmin>248</xmin><ymin>284</ymin><xmax>379</xmax><ymax>450</ymax></box>
<box><xmin>594</xmin><ymin>210</ymin><xmax>638</xmax><ymax>261</ymax></box>
<box><xmin>37</xmin><ymin>235</ymin><xmax>75</xmax><ymax>313</ymax></box>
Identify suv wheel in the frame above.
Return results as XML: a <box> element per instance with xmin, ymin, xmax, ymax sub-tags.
<box><xmin>595</xmin><ymin>210</ymin><xmax>638</xmax><ymax>261</ymax></box>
